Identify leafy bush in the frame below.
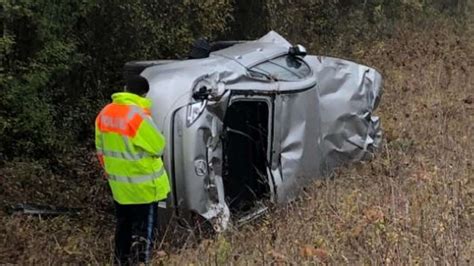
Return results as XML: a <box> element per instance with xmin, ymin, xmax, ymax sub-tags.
<box><xmin>0</xmin><ymin>0</ymin><xmax>468</xmax><ymax>163</ymax></box>
<box><xmin>0</xmin><ymin>0</ymin><xmax>233</xmax><ymax>161</ymax></box>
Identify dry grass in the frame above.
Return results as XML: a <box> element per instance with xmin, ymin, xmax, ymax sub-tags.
<box><xmin>1</xmin><ymin>17</ymin><xmax>473</xmax><ymax>264</ymax></box>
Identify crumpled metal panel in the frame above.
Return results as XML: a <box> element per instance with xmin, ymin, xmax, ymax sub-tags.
<box><xmin>273</xmin><ymin>56</ymin><xmax>383</xmax><ymax>202</ymax></box>
<box><xmin>140</xmin><ymin>31</ymin><xmax>382</xmax><ymax>230</ymax></box>
<box><xmin>307</xmin><ymin>56</ymin><xmax>383</xmax><ymax>170</ymax></box>
<box><xmin>272</xmin><ymin>89</ymin><xmax>322</xmax><ymax>202</ymax></box>
<box><xmin>212</xmin><ymin>30</ymin><xmax>291</xmax><ymax>67</ymax></box>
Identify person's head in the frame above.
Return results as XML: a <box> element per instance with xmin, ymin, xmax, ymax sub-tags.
<box><xmin>125</xmin><ymin>75</ymin><xmax>149</xmax><ymax>96</ymax></box>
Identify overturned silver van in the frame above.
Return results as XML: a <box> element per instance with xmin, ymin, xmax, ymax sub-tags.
<box><xmin>127</xmin><ymin>31</ymin><xmax>382</xmax><ymax>231</ymax></box>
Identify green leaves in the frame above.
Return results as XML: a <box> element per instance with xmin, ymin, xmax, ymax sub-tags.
<box><xmin>0</xmin><ymin>0</ymin><xmax>466</xmax><ymax>162</ymax></box>
<box><xmin>0</xmin><ymin>0</ymin><xmax>233</xmax><ymax>160</ymax></box>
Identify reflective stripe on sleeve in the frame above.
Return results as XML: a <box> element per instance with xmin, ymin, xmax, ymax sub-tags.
<box><xmin>128</xmin><ymin>106</ymin><xmax>152</xmax><ymax>121</ymax></box>
<box><xmin>129</xmin><ymin>106</ymin><xmax>161</xmax><ymax>133</ymax></box>
<box><xmin>127</xmin><ymin>106</ymin><xmax>144</xmax><ymax>120</ymax></box>
<box><xmin>122</xmin><ymin>124</ymin><xmax>164</xmax><ymax>158</ymax></box>
<box><xmin>122</xmin><ymin>135</ymin><xmax>163</xmax><ymax>158</ymax></box>
<box><xmin>96</xmin><ymin>138</ymin><xmax>163</xmax><ymax>161</ymax></box>
<box><xmin>108</xmin><ymin>167</ymin><xmax>165</xmax><ymax>184</ymax></box>
<box><xmin>128</xmin><ymin>106</ymin><xmax>164</xmax><ymax>157</ymax></box>
<box><xmin>104</xmin><ymin>149</ymin><xmax>147</xmax><ymax>160</ymax></box>
<box><xmin>97</xmin><ymin>147</ymin><xmax>148</xmax><ymax>160</ymax></box>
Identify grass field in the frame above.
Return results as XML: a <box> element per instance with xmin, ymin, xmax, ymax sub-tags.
<box><xmin>1</xmin><ymin>17</ymin><xmax>472</xmax><ymax>264</ymax></box>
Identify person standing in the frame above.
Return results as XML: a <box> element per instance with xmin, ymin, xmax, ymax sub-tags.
<box><xmin>95</xmin><ymin>75</ymin><xmax>170</xmax><ymax>264</ymax></box>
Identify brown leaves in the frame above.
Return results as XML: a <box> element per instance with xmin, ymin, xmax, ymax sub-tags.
<box><xmin>363</xmin><ymin>208</ymin><xmax>385</xmax><ymax>224</ymax></box>
<box><xmin>267</xmin><ymin>246</ymin><xmax>330</xmax><ymax>263</ymax></box>
<box><xmin>351</xmin><ymin>207</ymin><xmax>386</xmax><ymax>238</ymax></box>
<box><xmin>351</xmin><ymin>223</ymin><xmax>365</xmax><ymax>238</ymax></box>
<box><xmin>299</xmin><ymin>245</ymin><xmax>329</xmax><ymax>263</ymax></box>
<box><xmin>412</xmin><ymin>169</ymin><xmax>433</xmax><ymax>182</ymax></box>
<box><xmin>267</xmin><ymin>250</ymin><xmax>287</xmax><ymax>262</ymax></box>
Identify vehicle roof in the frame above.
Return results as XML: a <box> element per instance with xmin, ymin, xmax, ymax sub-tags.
<box><xmin>141</xmin><ymin>31</ymin><xmax>311</xmax><ymax>130</ymax></box>
<box><xmin>143</xmin><ymin>31</ymin><xmax>292</xmax><ymax>77</ymax></box>
<box><xmin>211</xmin><ymin>31</ymin><xmax>291</xmax><ymax>67</ymax></box>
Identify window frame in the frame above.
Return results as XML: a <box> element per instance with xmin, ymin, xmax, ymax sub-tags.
<box><xmin>249</xmin><ymin>55</ymin><xmax>312</xmax><ymax>82</ymax></box>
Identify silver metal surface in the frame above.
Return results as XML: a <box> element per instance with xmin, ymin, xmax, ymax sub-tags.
<box><xmin>140</xmin><ymin>31</ymin><xmax>383</xmax><ymax>230</ymax></box>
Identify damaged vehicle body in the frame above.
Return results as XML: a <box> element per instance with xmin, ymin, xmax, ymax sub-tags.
<box><xmin>126</xmin><ymin>32</ymin><xmax>383</xmax><ymax>231</ymax></box>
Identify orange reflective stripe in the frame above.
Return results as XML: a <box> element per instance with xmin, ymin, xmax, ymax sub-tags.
<box><xmin>127</xmin><ymin>112</ymin><xmax>143</xmax><ymax>136</ymax></box>
<box><xmin>101</xmin><ymin>104</ymin><xmax>130</xmax><ymax>120</ymax></box>
<box><xmin>97</xmin><ymin>104</ymin><xmax>145</xmax><ymax>137</ymax></box>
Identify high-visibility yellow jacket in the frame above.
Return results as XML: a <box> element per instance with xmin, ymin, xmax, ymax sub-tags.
<box><xmin>95</xmin><ymin>92</ymin><xmax>170</xmax><ymax>204</ymax></box>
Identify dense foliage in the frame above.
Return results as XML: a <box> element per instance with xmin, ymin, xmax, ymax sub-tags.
<box><xmin>0</xmin><ymin>1</ymin><xmax>471</xmax><ymax>263</ymax></box>
<box><xmin>0</xmin><ymin>0</ymin><xmax>469</xmax><ymax>163</ymax></box>
<box><xmin>0</xmin><ymin>0</ymin><xmax>233</xmax><ymax>161</ymax></box>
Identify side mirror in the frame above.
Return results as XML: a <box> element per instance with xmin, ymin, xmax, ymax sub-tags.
<box><xmin>192</xmin><ymin>86</ymin><xmax>209</xmax><ymax>100</ymax></box>
<box><xmin>289</xmin><ymin>44</ymin><xmax>307</xmax><ymax>57</ymax></box>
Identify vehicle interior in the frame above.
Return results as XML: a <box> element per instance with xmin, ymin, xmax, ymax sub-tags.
<box><xmin>222</xmin><ymin>100</ymin><xmax>271</xmax><ymax>217</ymax></box>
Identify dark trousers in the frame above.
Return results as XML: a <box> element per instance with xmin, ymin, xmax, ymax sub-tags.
<box><xmin>114</xmin><ymin>201</ymin><xmax>158</xmax><ymax>265</ymax></box>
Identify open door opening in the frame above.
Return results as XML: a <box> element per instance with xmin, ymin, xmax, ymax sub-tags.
<box><xmin>223</xmin><ymin>100</ymin><xmax>270</xmax><ymax>218</ymax></box>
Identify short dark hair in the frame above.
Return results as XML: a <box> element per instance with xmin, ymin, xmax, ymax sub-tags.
<box><xmin>126</xmin><ymin>75</ymin><xmax>149</xmax><ymax>95</ymax></box>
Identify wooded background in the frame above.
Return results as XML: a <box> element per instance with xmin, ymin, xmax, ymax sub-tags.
<box><xmin>1</xmin><ymin>1</ymin><xmax>472</xmax><ymax>264</ymax></box>
<box><xmin>0</xmin><ymin>0</ymin><xmax>470</xmax><ymax>163</ymax></box>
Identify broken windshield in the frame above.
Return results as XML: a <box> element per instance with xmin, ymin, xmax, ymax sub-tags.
<box><xmin>250</xmin><ymin>55</ymin><xmax>311</xmax><ymax>81</ymax></box>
